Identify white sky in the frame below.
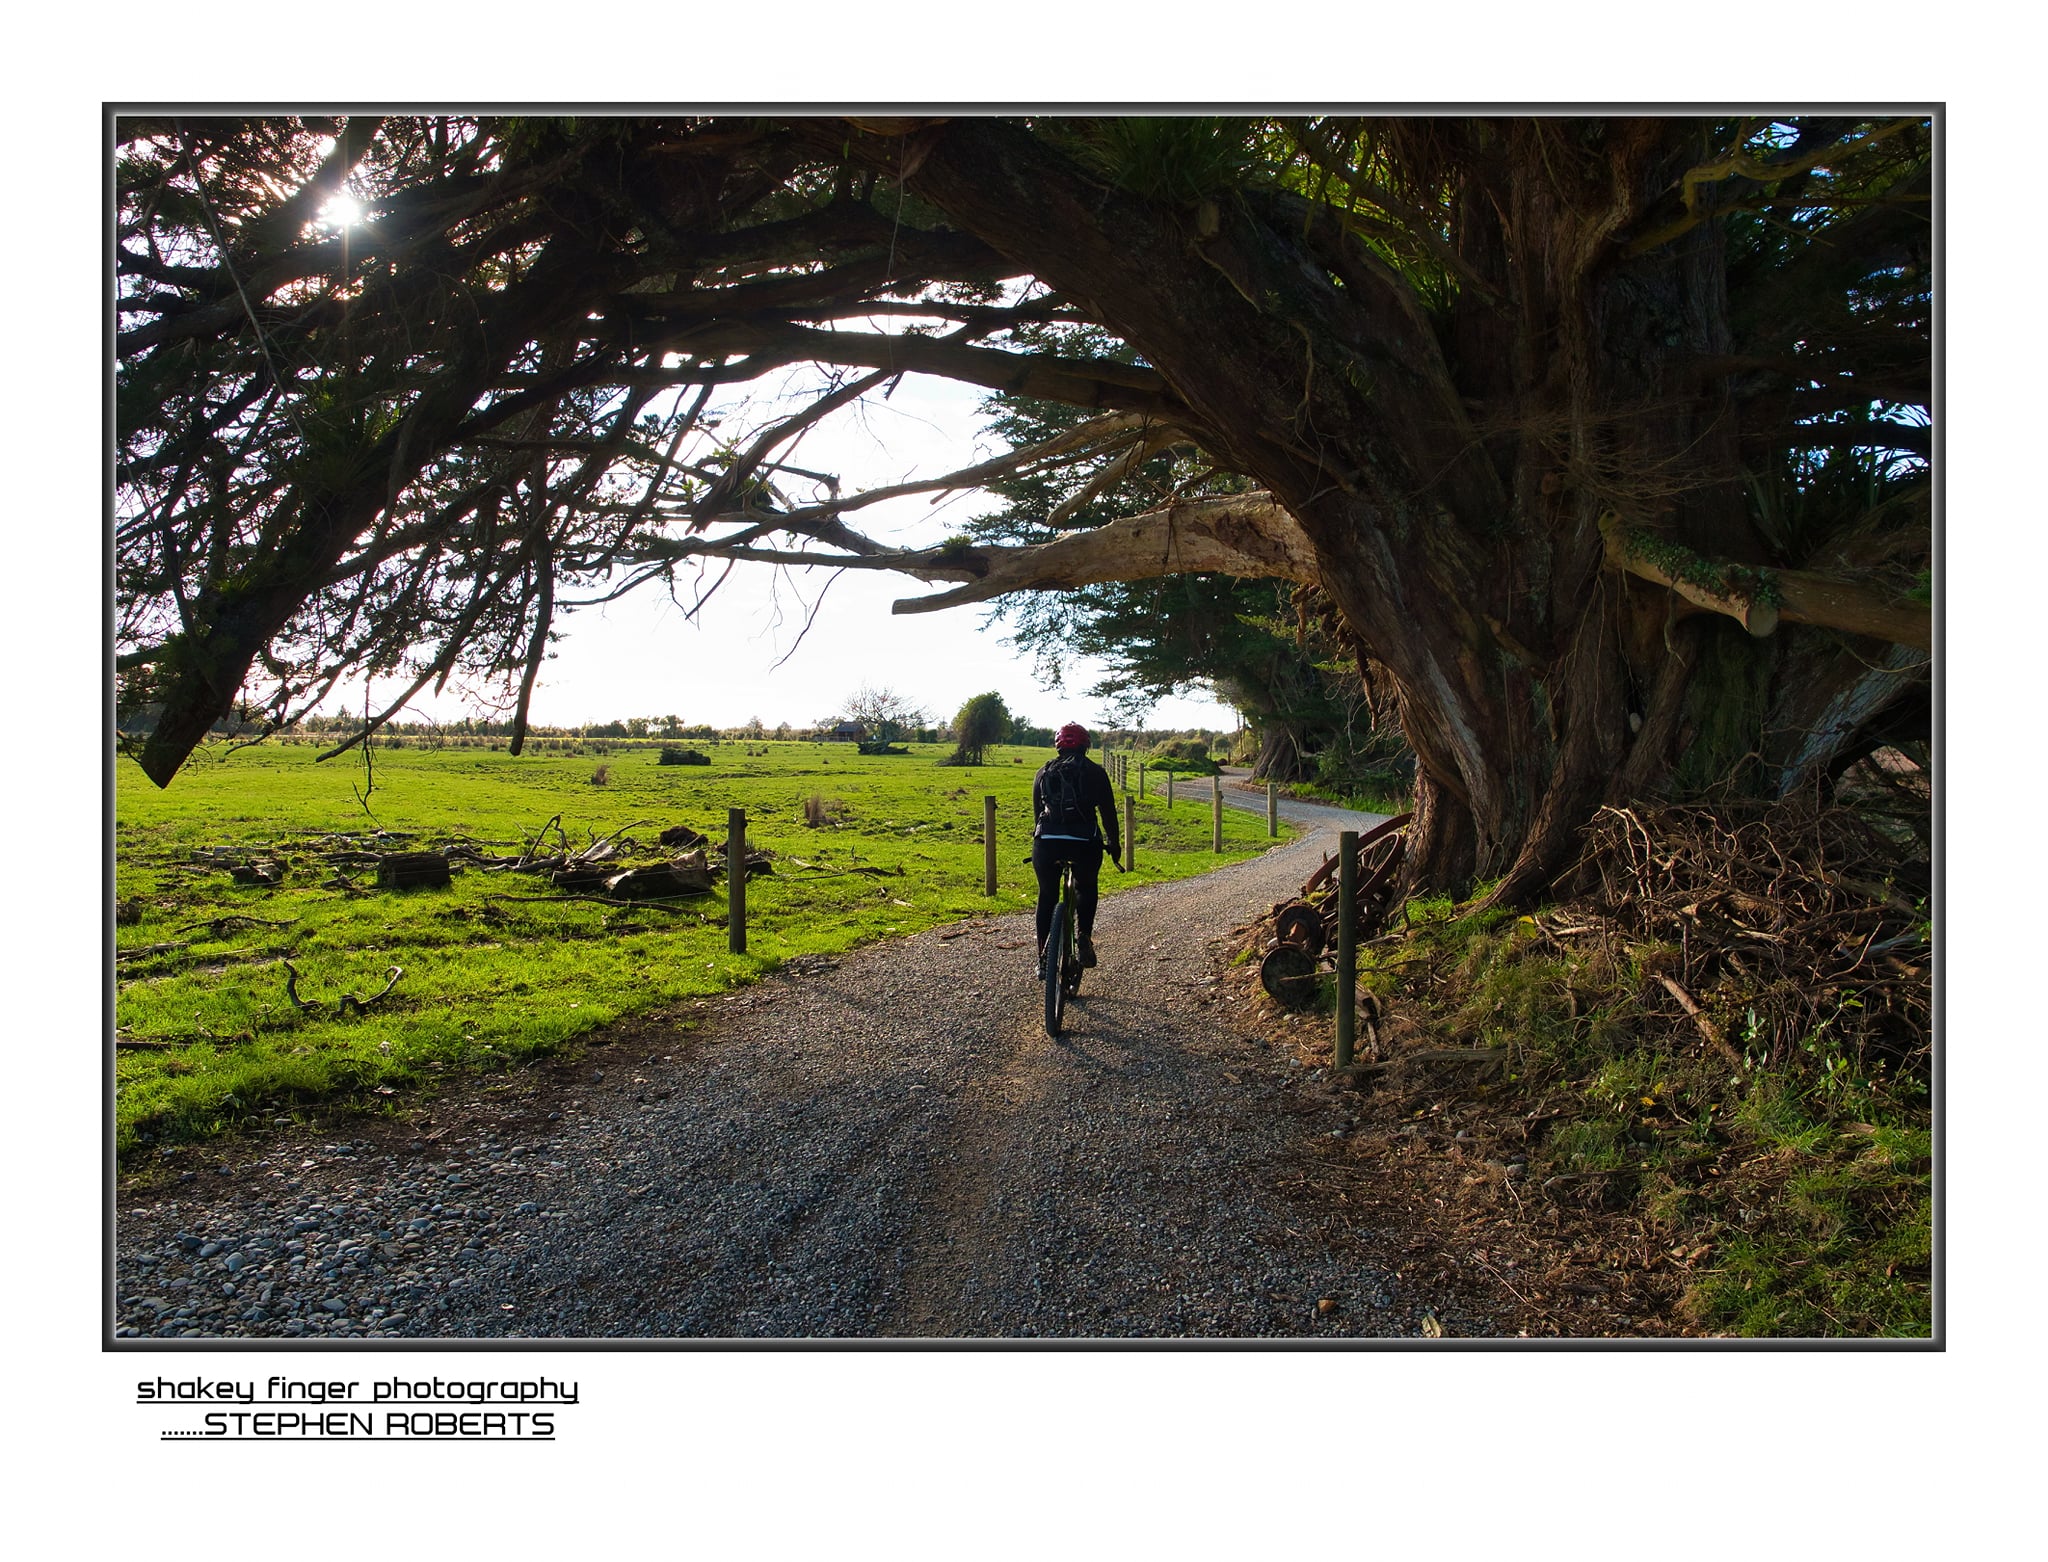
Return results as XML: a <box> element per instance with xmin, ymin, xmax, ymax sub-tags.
<box><xmin>398</xmin><ymin>371</ymin><xmax>1239</xmax><ymax>734</ymax></box>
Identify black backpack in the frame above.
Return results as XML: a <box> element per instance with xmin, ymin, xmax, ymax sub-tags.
<box><xmin>1037</xmin><ymin>753</ymin><xmax>1097</xmax><ymax>837</ymax></box>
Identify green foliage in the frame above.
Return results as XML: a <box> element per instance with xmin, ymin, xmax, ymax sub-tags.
<box><xmin>1064</xmin><ymin>117</ymin><xmax>1259</xmax><ymax>205</ymax></box>
<box><xmin>115</xmin><ymin>740</ymin><xmax>1283</xmax><ymax>1155</ymax></box>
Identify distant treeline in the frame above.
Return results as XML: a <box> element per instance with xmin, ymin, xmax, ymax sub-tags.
<box><xmin>272</xmin><ymin>714</ymin><xmax>1239</xmax><ymax>748</ymax></box>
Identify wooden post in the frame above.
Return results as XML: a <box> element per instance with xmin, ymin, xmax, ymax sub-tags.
<box><xmin>727</xmin><ymin>807</ymin><xmax>747</xmax><ymax>954</ymax></box>
<box><xmin>1336</xmin><ymin>828</ymin><xmax>1357</xmax><ymax>1068</ymax></box>
<box><xmin>1211</xmin><ymin>774</ymin><xmax>1223</xmax><ymax>853</ymax></box>
<box><xmin>1267</xmin><ymin>781</ymin><xmax>1278</xmax><ymax>837</ymax></box>
<box><xmin>1167</xmin><ymin>770</ymin><xmax>1175</xmax><ymax>809</ymax></box>
<box><xmin>983</xmin><ymin>795</ymin><xmax>997</xmax><ymax>896</ymax></box>
<box><xmin>1122</xmin><ymin>793</ymin><xmax>1135</xmax><ymax>872</ymax></box>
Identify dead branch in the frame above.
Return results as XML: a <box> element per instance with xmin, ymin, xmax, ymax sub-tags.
<box><xmin>282</xmin><ymin>959</ymin><xmax>404</xmax><ymax>1013</ymax></box>
<box><xmin>281</xmin><ymin>960</ymin><xmax>319</xmax><ymax>1012</ymax></box>
<box><xmin>517</xmin><ymin>813</ymin><xmax>566</xmax><ymax>869</ymax></box>
<box><xmin>117</xmin><ymin>942</ymin><xmax>192</xmax><ymax>963</ymax></box>
<box><xmin>479</xmin><ymin>893</ymin><xmax>703</xmax><ymax>913</ymax></box>
<box><xmin>1656</xmin><ymin>975</ymin><xmax>1745</xmax><ymax>1069</ymax></box>
<box><xmin>171</xmin><ymin>913</ymin><xmax>299</xmax><ymax>937</ymax></box>
<box><xmin>337</xmin><ymin>965</ymin><xmax>404</xmax><ymax>1013</ymax></box>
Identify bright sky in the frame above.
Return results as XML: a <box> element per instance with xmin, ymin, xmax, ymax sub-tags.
<box><xmin>394</xmin><ymin>370</ymin><xmax>1238</xmax><ymax>735</ymax></box>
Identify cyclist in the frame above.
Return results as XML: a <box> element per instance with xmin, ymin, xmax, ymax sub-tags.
<box><xmin>1032</xmin><ymin>723</ymin><xmax>1121</xmax><ymax>973</ymax></box>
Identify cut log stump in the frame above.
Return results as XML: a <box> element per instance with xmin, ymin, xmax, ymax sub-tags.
<box><xmin>376</xmin><ymin>851</ymin><xmax>451</xmax><ymax>890</ymax></box>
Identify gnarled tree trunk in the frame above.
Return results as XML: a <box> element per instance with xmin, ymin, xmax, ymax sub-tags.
<box><xmin>875</xmin><ymin>118</ymin><xmax>1928</xmax><ymax>901</ymax></box>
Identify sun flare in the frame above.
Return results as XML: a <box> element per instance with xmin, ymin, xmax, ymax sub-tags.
<box><xmin>316</xmin><ymin>193</ymin><xmax>365</xmax><ymax>230</ymax></box>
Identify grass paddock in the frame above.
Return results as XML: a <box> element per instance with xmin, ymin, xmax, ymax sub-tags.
<box><xmin>114</xmin><ymin>739</ymin><xmax>1284</xmax><ymax>1156</ymax></box>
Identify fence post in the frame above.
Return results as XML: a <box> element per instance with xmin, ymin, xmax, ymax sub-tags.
<box><xmin>1267</xmin><ymin>781</ymin><xmax>1278</xmax><ymax>838</ymax></box>
<box><xmin>983</xmin><ymin>795</ymin><xmax>997</xmax><ymax>896</ymax></box>
<box><xmin>1211</xmin><ymin>774</ymin><xmax>1223</xmax><ymax>853</ymax></box>
<box><xmin>1123</xmin><ymin>792</ymin><xmax>1135</xmax><ymax>872</ymax></box>
<box><xmin>1335</xmin><ymin>828</ymin><xmax>1358</xmax><ymax>1068</ymax></box>
<box><xmin>727</xmin><ymin>806</ymin><xmax>748</xmax><ymax>954</ymax></box>
<box><xmin>1167</xmin><ymin>770</ymin><xmax>1175</xmax><ymax>809</ymax></box>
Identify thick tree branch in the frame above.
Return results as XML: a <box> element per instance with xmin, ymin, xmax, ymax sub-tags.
<box><xmin>1601</xmin><ymin>513</ymin><xmax>1930</xmax><ymax>649</ymax></box>
<box><xmin>618</xmin><ymin>491</ymin><xmax>1318</xmax><ymax>616</ymax></box>
<box><xmin>891</xmin><ymin>493</ymin><xmax>1316</xmax><ymax>613</ymax></box>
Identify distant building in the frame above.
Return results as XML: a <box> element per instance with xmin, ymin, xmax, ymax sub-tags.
<box><xmin>827</xmin><ymin>721</ymin><xmax>867</xmax><ymax>742</ymax></box>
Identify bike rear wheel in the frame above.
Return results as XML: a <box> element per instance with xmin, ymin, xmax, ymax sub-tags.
<box><xmin>1043</xmin><ymin>902</ymin><xmax>1069</xmax><ymax>1035</ymax></box>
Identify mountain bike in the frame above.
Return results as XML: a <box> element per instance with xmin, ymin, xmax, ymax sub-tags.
<box><xmin>1038</xmin><ymin>851</ymin><xmax>1122</xmax><ymax>1037</ymax></box>
<box><xmin>1042</xmin><ymin>858</ymin><xmax>1085</xmax><ymax>1036</ymax></box>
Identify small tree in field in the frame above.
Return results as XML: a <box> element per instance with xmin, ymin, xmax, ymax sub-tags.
<box><xmin>950</xmin><ymin>692</ymin><xmax>1012</xmax><ymax>766</ymax></box>
<box><xmin>842</xmin><ymin>685</ymin><xmax>928</xmax><ymax>744</ymax></box>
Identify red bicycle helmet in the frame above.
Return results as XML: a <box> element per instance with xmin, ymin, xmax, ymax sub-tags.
<box><xmin>1054</xmin><ymin>722</ymin><xmax>1090</xmax><ymax>751</ymax></box>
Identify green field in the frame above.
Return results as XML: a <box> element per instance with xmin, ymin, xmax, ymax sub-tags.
<box><xmin>114</xmin><ymin>739</ymin><xmax>1284</xmax><ymax>1155</ymax></box>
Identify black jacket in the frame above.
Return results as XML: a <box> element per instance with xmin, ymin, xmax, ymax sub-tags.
<box><xmin>1032</xmin><ymin>752</ymin><xmax>1120</xmax><ymax>858</ymax></box>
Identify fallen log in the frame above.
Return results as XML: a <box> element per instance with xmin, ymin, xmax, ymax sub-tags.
<box><xmin>604</xmin><ymin>862</ymin><xmax>715</xmax><ymax>898</ymax></box>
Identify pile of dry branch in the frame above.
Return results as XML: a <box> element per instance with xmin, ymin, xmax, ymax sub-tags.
<box><xmin>456</xmin><ymin>816</ymin><xmax>776</xmax><ymax>908</ymax></box>
<box><xmin>1558</xmin><ymin>791</ymin><xmax>1930</xmax><ymax>1084</ymax></box>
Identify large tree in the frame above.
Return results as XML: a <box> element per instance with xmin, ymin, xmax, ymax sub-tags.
<box><xmin>116</xmin><ymin>113</ymin><xmax>1931</xmax><ymax>900</ymax></box>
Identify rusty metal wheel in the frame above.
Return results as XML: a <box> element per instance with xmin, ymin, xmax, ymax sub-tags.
<box><xmin>1350</xmin><ymin>813</ymin><xmax>1413</xmax><ymax>936</ymax></box>
<box><xmin>1260</xmin><ymin>944</ymin><xmax>1322</xmax><ymax>1008</ymax></box>
<box><xmin>1273</xmin><ymin>900</ymin><xmax>1327</xmax><ymax>957</ymax></box>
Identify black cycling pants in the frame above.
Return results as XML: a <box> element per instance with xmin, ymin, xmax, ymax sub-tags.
<box><xmin>1033</xmin><ymin>837</ymin><xmax>1103</xmax><ymax>950</ymax></box>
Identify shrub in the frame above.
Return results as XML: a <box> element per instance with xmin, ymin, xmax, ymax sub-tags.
<box><xmin>589</xmin><ymin>764</ymin><xmax>611</xmax><ymax>787</ymax></box>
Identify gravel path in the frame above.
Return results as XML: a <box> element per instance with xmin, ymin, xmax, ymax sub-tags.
<box><xmin>115</xmin><ymin>787</ymin><xmax>1497</xmax><ymax>1341</ymax></box>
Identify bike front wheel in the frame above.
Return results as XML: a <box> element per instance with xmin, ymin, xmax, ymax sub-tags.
<box><xmin>1043</xmin><ymin>902</ymin><xmax>1069</xmax><ymax>1036</ymax></box>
